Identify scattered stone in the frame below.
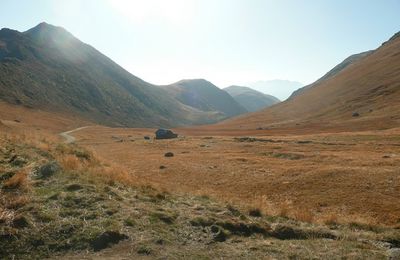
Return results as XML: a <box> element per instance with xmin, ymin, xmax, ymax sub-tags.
<box><xmin>155</xmin><ymin>129</ymin><xmax>178</xmax><ymax>140</ymax></box>
<box><xmin>90</xmin><ymin>231</ymin><xmax>129</xmax><ymax>251</ymax></box>
<box><xmin>234</xmin><ymin>137</ymin><xmax>280</xmax><ymax>143</ymax></box>
<box><xmin>144</xmin><ymin>136</ymin><xmax>151</xmax><ymax>140</ymax></box>
<box><xmin>383</xmin><ymin>155</ymin><xmax>391</xmax><ymax>159</ymax></box>
<box><xmin>159</xmin><ymin>165</ymin><xmax>166</xmax><ymax>169</ymax></box>
<box><xmin>352</xmin><ymin>112</ymin><xmax>360</xmax><ymax>117</ymax></box>
<box><xmin>14</xmin><ymin>119</ymin><xmax>21</xmax><ymax>123</ymax></box>
<box><xmin>210</xmin><ymin>225</ymin><xmax>227</xmax><ymax>242</ymax></box>
<box><xmin>36</xmin><ymin>161</ymin><xmax>60</xmax><ymax>179</ymax></box>
<box><xmin>164</xmin><ymin>152</ymin><xmax>174</xmax><ymax>157</ymax></box>
<box><xmin>388</xmin><ymin>248</ymin><xmax>400</xmax><ymax>260</ymax></box>
<box><xmin>9</xmin><ymin>155</ymin><xmax>27</xmax><ymax>166</ymax></box>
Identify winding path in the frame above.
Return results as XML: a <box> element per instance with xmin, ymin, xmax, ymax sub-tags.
<box><xmin>59</xmin><ymin>126</ymin><xmax>89</xmax><ymax>144</ymax></box>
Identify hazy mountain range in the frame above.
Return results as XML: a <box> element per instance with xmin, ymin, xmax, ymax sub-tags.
<box><xmin>247</xmin><ymin>80</ymin><xmax>303</xmax><ymax>101</ymax></box>
<box><xmin>224</xmin><ymin>86</ymin><xmax>280</xmax><ymax>112</ymax></box>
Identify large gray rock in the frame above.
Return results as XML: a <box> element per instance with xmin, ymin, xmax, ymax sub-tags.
<box><xmin>155</xmin><ymin>129</ymin><xmax>178</xmax><ymax>140</ymax></box>
<box><xmin>36</xmin><ymin>161</ymin><xmax>61</xmax><ymax>179</ymax></box>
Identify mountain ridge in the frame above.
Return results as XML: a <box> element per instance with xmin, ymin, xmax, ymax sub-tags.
<box><xmin>0</xmin><ymin>23</ymin><xmax>236</xmax><ymax>127</ymax></box>
<box><xmin>206</xmin><ymin>31</ymin><xmax>400</xmax><ymax>133</ymax></box>
<box><xmin>224</xmin><ymin>85</ymin><xmax>280</xmax><ymax>112</ymax></box>
<box><xmin>160</xmin><ymin>79</ymin><xmax>247</xmax><ymax>118</ymax></box>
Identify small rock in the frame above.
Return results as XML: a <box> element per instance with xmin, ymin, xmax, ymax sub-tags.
<box><xmin>90</xmin><ymin>231</ymin><xmax>129</xmax><ymax>251</ymax></box>
<box><xmin>144</xmin><ymin>136</ymin><xmax>151</xmax><ymax>140</ymax></box>
<box><xmin>164</xmin><ymin>152</ymin><xmax>174</xmax><ymax>157</ymax></box>
<box><xmin>210</xmin><ymin>225</ymin><xmax>227</xmax><ymax>242</ymax></box>
<box><xmin>388</xmin><ymin>248</ymin><xmax>400</xmax><ymax>260</ymax></box>
<box><xmin>9</xmin><ymin>155</ymin><xmax>26</xmax><ymax>167</ymax></box>
<box><xmin>352</xmin><ymin>112</ymin><xmax>360</xmax><ymax>117</ymax></box>
<box><xmin>159</xmin><ymin>165</ymin><xmax>166</xmax><ymax>169</ymax></box>
<box><xmin>36</xmin><ymin>161</ymin><xmax>60</xmax><ymax>179</ymax></box>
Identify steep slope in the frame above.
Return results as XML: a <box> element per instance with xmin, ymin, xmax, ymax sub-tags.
<box><xmin>209</xmin><ymin>31</ymin><xmax>400</xmax><ymax>133</ymax></box>
<box><xmin>0</xmin><ymin>23</ymin><xmax>220</xmax><ymax>127</ymax></box>
<box><xmin>160</xmin><ymin>79</ymin><xmax>247</xmax><ymax>118</ymax></box>
<box><xmin>224</xmin><ymin>85</ymin><xmax>280</xmax><ymax>112</ymax></box>
<box><xmin>290</xmin><ymin>50</ymin><xmax>373</xmax><ymax>98</ymax></box>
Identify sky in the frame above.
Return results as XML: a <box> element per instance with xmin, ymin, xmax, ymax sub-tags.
<box><xmin>1</xmin><ymin>0</ymin><xmax>399</xmax><ymax>98</ymax></box>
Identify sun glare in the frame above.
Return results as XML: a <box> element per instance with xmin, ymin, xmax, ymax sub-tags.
<box><xmin>108</xmin><ymin>0</ymin><xmax>195</xmax><ymax>25</ymax></box>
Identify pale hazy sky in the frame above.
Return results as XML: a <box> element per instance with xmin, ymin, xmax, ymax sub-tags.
<box><xmin>1</xmin><ymin>0</ymin><xmax>399</xmax><ymax>89</ymax></box>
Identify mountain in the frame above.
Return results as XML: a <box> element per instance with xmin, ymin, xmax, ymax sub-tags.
<box><xmin>248</xmin><ymin>80</ymin><xmax>303</xmax><ymax>101</ymax></box>
<box><xmin>290</xmin><ymin>50</ymin><xmax>373</xmax><ymax>98</ymax></box>
<box><xmin>160</xmin><ymin>79</ymin><xmax>247</xmax><ymax>118</ymax></box>
<box><xmin>224</xmin><ymin>85</ymin><xmax>280</xmax><ymax>112</ymax></box>
<box><xmin>0</xmin><ymin>23</ymin><xmax>225</xmax><ymax>127</ymax></box>
<box><xmin>210</xmin><ymin>31</ymin><xmax>400</xmax><ymax>133</ymax></box>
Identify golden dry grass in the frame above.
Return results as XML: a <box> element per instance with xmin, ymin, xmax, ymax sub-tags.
<box><xmin>3</xmin><ymin>170</ymin><xmax>29</xmax><ymax>191</ymax></box>
<box><xmin>70</xmin><ymin>126</ymin><xmax>400</xmax><ymax>226</ymax></box>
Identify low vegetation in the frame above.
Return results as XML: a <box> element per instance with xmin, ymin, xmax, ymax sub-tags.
<box><xmin>0</xmin><ymin>133</ymin><xmax>399</xmax><ymax>259</ymax></box>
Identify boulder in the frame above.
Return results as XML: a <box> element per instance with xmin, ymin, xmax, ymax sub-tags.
<box><xmin>36</xmin><ymin>161</ymin><xmax>61</xmax><ymax>179</ymax></box>
<box><xmin>155</xmin><ymin>129</ymin><xmax>178</xmax><ymax>140</ymax></box>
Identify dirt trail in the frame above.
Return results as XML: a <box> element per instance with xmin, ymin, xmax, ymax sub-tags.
<box><xmin>59</xmin><ymin>126</ymin><xmax>89</xmax><ymax>143</ymax></box>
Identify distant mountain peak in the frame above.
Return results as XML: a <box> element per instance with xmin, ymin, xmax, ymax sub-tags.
<box><xmin>224</xmin><ymin>85</ymin><xmax>280</xmax><ymax>112</ymax></box>
<box><xmin>176</xmin><ymin>79</ymin><xmax>211</xmax><ymax>85</ymax></box>
<box><xmin>23</xmin><ymin>22</ymin><xmax>76</xmax><ymax>45</ymax></box>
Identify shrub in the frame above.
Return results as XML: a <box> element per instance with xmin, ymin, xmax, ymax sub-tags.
<box><xmin>3</xmin><ymin>170</ymin><xmax>28</xmax><ymax>191</ymax></box>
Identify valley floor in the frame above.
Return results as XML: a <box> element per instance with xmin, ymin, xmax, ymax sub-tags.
<box><xmin>73</xmin><ymin>126</ymin><xmax>400</xmax><ymax>226</ymax></box>
<box><xmin>1</xmin><ymin>104</ymin><xmax>400</xmax><ymax>259</ymax></box>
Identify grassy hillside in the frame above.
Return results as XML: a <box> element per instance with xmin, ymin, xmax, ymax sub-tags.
<box><xmin>161</xmin><ymin>79</ymin><xmax>247</xmax><ymax>118</ymax></box>
<box><xmin>211</xmin><ymin>31</ymin><xmax>400</xmax><ymax>132</ymax></box>
<box><xmin>0</xmin><ymin>23</ymin><xmax>223</xmax><ymax>127</ymax></box>
<box><xmin>224</xmin><ymin>85</ymin><xmax>280</xmax><ymax>112</ymax></box>
<box><xmin>290</xmin><ymin>50</ymin><xmax>373</xmax><ymax>98</ymax></box>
